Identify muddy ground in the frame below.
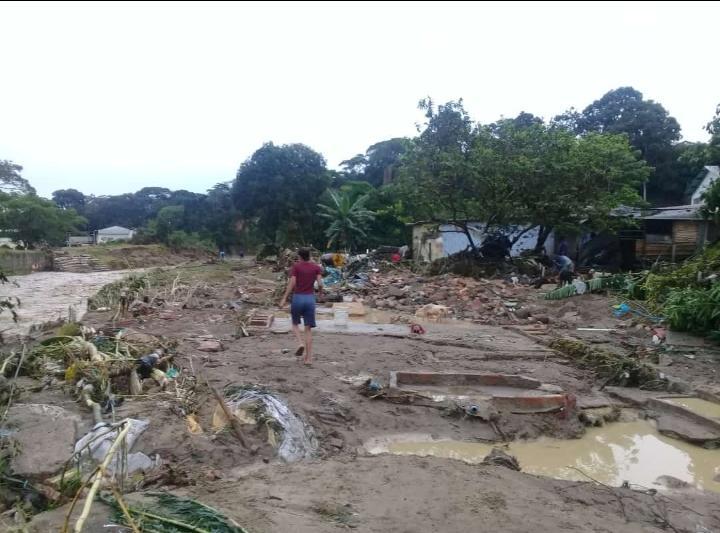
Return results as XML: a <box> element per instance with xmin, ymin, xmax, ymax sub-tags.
<box><xmin>3</xmin><ymin>259</ymin><xmax>720</xmax><ymax>532</ymax></box>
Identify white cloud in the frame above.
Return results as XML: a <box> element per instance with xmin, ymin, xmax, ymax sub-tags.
<box><xmin>0</xmin><ymin>1</ymin><xmax>717</xmax><ymax>197</ymax></box>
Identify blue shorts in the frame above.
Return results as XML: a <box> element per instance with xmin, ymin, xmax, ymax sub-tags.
<box><xmin>291</xmin><ymin>294</ymin><xmax>316</xmax><ymax>328</ymax></box>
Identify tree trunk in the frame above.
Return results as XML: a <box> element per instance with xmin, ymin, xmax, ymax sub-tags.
<box><xmin>459</xmin><ymin>222</ymin><xmax>479</xmax><ymax>254</ymax></box>
<box><xmin>510</xmin><ymin>225</ymin><xmax>538</xmax><ymax>246</ymax></box>
<box><xmin>533</xmin><ymin>225</ymin><xmax>552</xmax><ymax>254</ymax></box>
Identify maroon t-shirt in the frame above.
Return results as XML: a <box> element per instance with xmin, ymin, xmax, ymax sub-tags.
<box><xmin>290</xmin><ymin>261</ymin><xmax>323</xmax><ymax>295</ymax></box>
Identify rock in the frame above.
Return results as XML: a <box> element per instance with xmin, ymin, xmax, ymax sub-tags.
<box><xmin>328</xmin><ymin>438</ymin><xmax>345</xmax><ymax>449</ymax></box>
<box><xmin>533</xmin><ymin>314</ymin><xmax>550</xmax><ymax>324</ymax></box>
<box><xmin>658</xmin><ymin>353</ymin><xmax>673</xmax><ymax>366</ymax></box>
<box><xmin>197</xmin><ymin>339</ymin><xmax>224</xmax><ymax>352</ymax></box>
<box><xmin>654</xmin><ymin>475</ymin><xmax>691</xmax><ymax>489</ymax></box>
<box><xmin>8</xmin><ymin>404</ymin><xmax>83</xmax><ymax>478</ymax></box>
<box><xmin>514</xmin><ymin>308</ymin><xmax>531</xmax><ymax>319</ymax></box>
<box><xmin>388</xmin><ymin>287</ymin><xmax>405</xmax><ymax>299</ymax></box>
<box><xmin>656</xmin><ymin>414</ymin><xmax>720</xmax><ymax>444</ymax></box>
<box><xmin>481</xmin><ymin>448</ymin><xmax>520</xmax><ymax>471</ymax></box>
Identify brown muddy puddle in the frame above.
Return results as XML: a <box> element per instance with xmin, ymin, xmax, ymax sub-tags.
<box><xmin>365</xmin><ymin>419</ymin><xmax>720</xmax><ymax>493</ymax></box>
<box><xmin>662</xmin><ymin>397</ymin><xmax>720</xmax><ymax>420</ymax></box>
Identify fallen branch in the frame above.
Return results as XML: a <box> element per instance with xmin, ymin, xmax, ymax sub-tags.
<box><xmin>204</xmin><ymin>378</ymin><xmax>248</xmax><ymax>449</ymax></box>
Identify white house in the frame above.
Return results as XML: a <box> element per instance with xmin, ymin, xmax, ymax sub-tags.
<box><xmin>411</xmin><ymin>222</ymin><xmax>555</xmax><ymax>262</ymax></box>
<box><xmin>690</xmin><ymin>165</ymin><xmax>720</xmax><ymax>205</ymax></box>
<box><xmin>95</xmin><ymin>226</ymin><xmax>135</xmax><ymax>244</ymax></box>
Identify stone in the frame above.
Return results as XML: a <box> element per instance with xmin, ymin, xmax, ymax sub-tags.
<box><xmin>654</xmin><ymin>475</ymin><xmax>691</xmax><ymax>489</ymax></box>
<box><xmin>388</xmin><ymin>287</ymin><xmax>406</xmax><ymax>299</ymax></box>
<box><xmin>514</xmin><ymin>308</ymin><xmax>531</xmax><ymax>319</ymax></box>
<box><xmin>328</xmin><ymin>438</ymin><xmax>345</xmax><ymax>449</ymax></box>
<box><xmin>533</xmin><ymin>315</ymin><xmax>550</xmax><ymax>324</ymax></box>
<box><xmin>8</xmin><ymin>404</ymin><xmax>83</xmax><ymax>478</ymax></box>
<box><xmin>197</xmin><ymin>339</ymin><xmax>224</xmax><ymax>352</ymax></box>
<box><xmin>656</xmin><ymin>414</ymin><xmax>720</xmax><ymax>444</ymax></box>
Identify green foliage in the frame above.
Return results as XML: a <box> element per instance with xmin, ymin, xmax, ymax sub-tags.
<box><xmin>105</xmin><ymin>491</ymin><xmax>247</xmax><ymax>533</ymax></box>
<box><xmin>51</xmin><ymin>188</ymin><xmax>85</xmax><ymax>212</ymax></box>
<box><xmin>155</xmin><ymin>205</ymin><xmax>185</xmax><ymax>243</ymax></box>
<box><xmin>232</xmin><ymin>142</ymin><xmax>329</xmax><ymax>247</ymax></box>
<box><xmin>664</xmin><ymin>284</ymin><xmax>720</xmax><ymax>335</ymax></box>
<box><xmin>556</xmin><ymin>87</ymin><xmax>683</xmax><ymax>204</ymax></box>
<box><xmin>0</xmin><ymin>192</ymin><xmax>85</xmax><ymax>247</ymax></box>
<box><xmin>399</xmin><ymin>100</ymin><xmax>648</xmax><ymax>251</ymax></box>
<box><xmin>56</xmin><ymin>322</ymin><xmax>81</xmax><ymax>336</ymax></box>
<box><xmin>166</xmin><ymin>230</ymin><xmax>214</xmax><ymax>253</ymax></box>
<box><xmin>702</xmin><ymin>176</ymin><xmax>720</xmax><ymax>223</ymax></box>
<box><xmin>643</xmin><ymin>243</ymin><xmax>720</xmax><ymax>307</ymax></box>
<box><xmin>0</xmin><ymin>160</ymin><xmax>35</xmax><ymax>195</ymax></box>
<box><xmin>317</xmin><ymin>190</ymin><xmax>375</xmax><ymax>251</ymax></box>
<box><xmin>340</xmin><ymin>138</ymin><xmax>410</xmax><ymax>186</ymax></box>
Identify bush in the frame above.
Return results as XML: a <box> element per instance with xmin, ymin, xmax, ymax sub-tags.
<box><xmin>664</xmin><ymin>284</ymin><xmax>720</xmax><ymax>336</ymax></box>
<box><xmin>167</xmin><ymin>231</ymin><xmax>214</xmax><ymax>253</ymax></box>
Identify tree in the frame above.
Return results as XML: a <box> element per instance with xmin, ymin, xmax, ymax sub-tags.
<box><xmin>399</xmin><ymin>98</ymin><xmax>514</xmax><ymax>252</ymax></box>
<box><xmin>557</xmin><ymin>87</ymin><xmax>681</xmax><ymax>204</ymax></box>
<box><xmin>339</xmin><ymin>138</ymin><xmax>409</xmax><ymax>187</ymax></box>
<box><xmin>232</xmin><ymin>142</ymin><xmax>329</xmax><ymax>246</ymax></box>
<box><xmin>154</xmin><ymin>205</ymin><xmax>185</xmax><ymax>243</ymax></box>
<box><xmin>52</xmin><ymin>188</ymin><xmax>86</xmax><ymax>212</ymax></box>
<box><xmin>0</xmin><ymin>192</ymin><xmax>85</xmax><ymax>247</ymax></box>
<box><xmin>488</xmin><ymin>117</ymin><xmax>650</xmax><ymax>250</ymax></box>
<box><xmin>0</xmin><ymin>160</ymin><xmax>36</xmax><ymax>195</ymax></box>
<box><xmin>317</xmin><ymin>190</ymin><xmax>375</xmax><ymax>251</ymax></box>
<box><xmin>701</xmin><ymin>178</ymin><xmax>720</xmax><ymax>225</ymax></box>
<box><xmin>706</xmin><ymin>103</ymin><xmax>720</xmax><ymax>164</ymax></box>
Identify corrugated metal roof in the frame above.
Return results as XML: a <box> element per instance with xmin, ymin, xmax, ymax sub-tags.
<box><xmin>97</xmin><ymin>226</ymin><xmax>133</xmax><ymax>234</ymax></box>
<box><xmin>642</xmin><ymin>204</ymin><xmax>703</xmax><ymax>221</ymax></box>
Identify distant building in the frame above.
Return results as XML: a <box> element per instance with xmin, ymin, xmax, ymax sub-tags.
<box><xmin>95</xmin><ymin>226</ymin><xmax>135</xmax><ymax>244</ymax></box>
<box><xmin>614</xmin><ymin>204</ymin><xmax>717</xmax><ymax>262</ymax></box>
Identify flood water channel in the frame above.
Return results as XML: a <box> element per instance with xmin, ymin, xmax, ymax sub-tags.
<box><xmin>366</xmin><ymin>417</ymin><xmax>720</xmax><ymax>493</ymax></box>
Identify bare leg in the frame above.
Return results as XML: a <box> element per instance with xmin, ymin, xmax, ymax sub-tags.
<box><xmin>292</xmin><ymin>323</ymin><xmax>304</xmax><ymax>356</ymax></box>
<box><xmin>304</xmin><ymin>326</ymin><xmax>313</xmax><ymax>364</ymax></box>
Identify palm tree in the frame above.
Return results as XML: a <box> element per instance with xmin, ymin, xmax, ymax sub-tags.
<box><xmin>317</xmin><ymin>190</ymin><xmax>376</xmax><ymax>252</ymax></box>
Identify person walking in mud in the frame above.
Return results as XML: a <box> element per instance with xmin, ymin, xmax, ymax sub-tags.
<box><xmin>279</xmin><ymin>248</ymin><xmax>323</xmax><ymax>365</ymax></box>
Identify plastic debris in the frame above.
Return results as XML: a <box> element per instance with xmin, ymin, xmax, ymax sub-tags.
<box><xmin>222</xmin><ymin>386</ymin><xmax>317</xmax><ymax>462</ymax></box>
<box><xmin>74</xmin><ymin>418</ymin><xmax>157</xmax><ymax>476</ymax></box>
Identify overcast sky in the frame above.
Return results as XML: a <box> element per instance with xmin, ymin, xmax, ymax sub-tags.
<box><xmin>1</xmin><ymin>1</ymin><xmax>718</xmax><ymax>198</ymax></box>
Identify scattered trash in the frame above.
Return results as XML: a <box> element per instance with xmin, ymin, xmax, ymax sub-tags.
<box><xmin>410</xmin><ymin>323</ymin><xmax>426</xmax><ymax>334</ymax></box>
<box><xmin>221</xmin><ymin>385</ymin><xmax>318</xmax><ymax>462</ymax></box>
<box><xmin>186</xmin><ymin>414</ymin><xmax>204</xmax><ymax>435</ymax></box>
<box><xmin>74</xmin><ymin>418</ymin><xmax>156</xmax><ymax>476</ymax></box>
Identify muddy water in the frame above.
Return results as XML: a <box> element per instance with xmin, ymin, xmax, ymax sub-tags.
<box><xmin>366</xmin><ymin>419</ymin><xmax>720</xmax><ymax>493</ymax></box>
<box><xmin>0</xmin><ymin>270</ymin><xmax>131</xmax><ymax>341</ymax></box>
<box><xmin>663</xmin><ymin>397</ymin><xmax>720</xmax><ymax>420</ymax></box>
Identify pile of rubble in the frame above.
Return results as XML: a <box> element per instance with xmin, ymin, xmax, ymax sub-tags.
<box><xmin>354</xmin><ymin>271</ymin><xmax>543</xmax><ymax>325</ymax></box>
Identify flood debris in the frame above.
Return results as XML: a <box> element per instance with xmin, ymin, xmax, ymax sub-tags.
<box><xmin>217</xmin><ymin>385</ymin><xmax>318</xmax><ymax>462</ymax></box>
<box><xmin>103</xmin><ymin>491</ymin><xmax>248</xmax><ymax>533</ymax></box>
<box><xmin>481</xmin><ymin>448</ymin><xmax>521</xmax><ymax>471</ymax></box>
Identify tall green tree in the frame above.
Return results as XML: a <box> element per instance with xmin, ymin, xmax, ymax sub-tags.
<box><xmin>232</xmin><ymin>142</ymin><xmax>329</xmax><ymax>247</ymax></box>
<box><xmin>52</xmin><ymin>188</ymin><xmax>86</xmax><ymax>212</ymax></box>
<box><xmin>489</xmin><ymin>117</ymin><xmax>649</xmax><ymax>250</ymax></box>
<box><xmin>556</xmin><ymin>87</ymin><xmax>681</xmax><ymax>204</ymax></box>
<box><xmin>399</xmin><ymin>98</ymin><xmax>514</xmax><ymax>252</ymax></box>
<box><xmin>0</xmin><ymin>192</ymin><xmax>85</xmax><ymax>247</ymax></box>
<box><xmin>317</xmin><ymin>190</ymin><xmax>376</xmax><ymax>251</ymax></box>
<box><xmin>0</xmin><ymin>160</ymin><xmax>36</xmax><ymax>195</ymax></box>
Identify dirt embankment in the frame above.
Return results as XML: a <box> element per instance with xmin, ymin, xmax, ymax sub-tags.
<box><xmin>59</xmin><ymin>244</ymin><xmax>213</xmax><ymax>270</ymax></box>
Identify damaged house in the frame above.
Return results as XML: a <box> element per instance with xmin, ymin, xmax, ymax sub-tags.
<box><xmin>410</xmin><ymin>222</ymin><xmax>556</xmax><ymax>262</ymax></box>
